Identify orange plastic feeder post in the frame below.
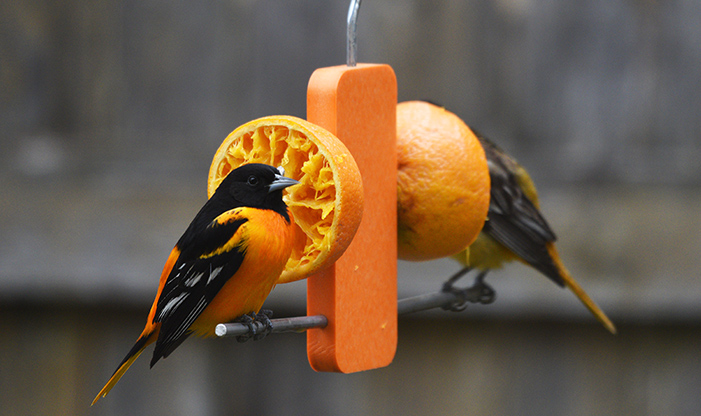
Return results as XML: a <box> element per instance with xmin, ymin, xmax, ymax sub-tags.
<box><xmin>306</xmin><ymin>63</ymin><xmax>397</xmax><ymax>373</ymax></box>
<box><xmin>305</xmin><ymin>0</ymin><xmax>397</xmax><ymax>373</ymax></box>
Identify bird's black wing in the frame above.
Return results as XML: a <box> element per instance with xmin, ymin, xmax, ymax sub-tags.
<box><xmin>151</xmin><ymin>213</ymin><xmax>248</xmax><ymax>365</ymax></box>
<box><xmin>480</xmin><ymin>137</ymin><xmax>563</xmax><ymax>286</ymax></box>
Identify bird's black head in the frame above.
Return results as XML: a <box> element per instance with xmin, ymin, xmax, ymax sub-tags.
<box><xmin>212</xmin><ymin>163</ymin><xmax>299</xmax><ymax>220</ymax></box>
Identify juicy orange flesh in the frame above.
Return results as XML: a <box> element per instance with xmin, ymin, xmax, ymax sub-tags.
<box><xmin>210</xmin><ymin>125</ymin><xmax>337</xmax><ymax>274</ymax></box>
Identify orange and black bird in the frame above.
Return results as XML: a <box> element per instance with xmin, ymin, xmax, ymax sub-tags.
<box><xmin>92</xmin><ymin>163</ymin><xmax>299</xmax><ymax>405</ymax></box>
<box><xmin>450</xmin><ymin>133</ymin><xmax>617</xmax><ymax>334</ymax></box>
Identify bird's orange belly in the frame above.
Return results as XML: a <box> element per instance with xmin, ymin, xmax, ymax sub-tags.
<box><xmin>190</xmin><ymin>211</ymin><xmax>295</xmax><ymax>337</ymax></box>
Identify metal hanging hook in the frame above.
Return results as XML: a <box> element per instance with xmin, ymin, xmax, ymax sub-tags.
<box><xmin>347</xmin><ymin>0</ymin><xmax>362</xmax><ymax>66</ymax></box>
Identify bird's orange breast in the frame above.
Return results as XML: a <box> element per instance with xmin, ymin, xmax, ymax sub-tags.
<box><xmin>190</xmin><ymin>208</ymin><xmax>296</xmax><ymax>337</ymax></box>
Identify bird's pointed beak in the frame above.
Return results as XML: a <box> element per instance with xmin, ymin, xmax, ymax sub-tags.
<box><xmin>269</xmin><ymin>173</ymin><xmax>300</xmax><ymax>193</ymax></box>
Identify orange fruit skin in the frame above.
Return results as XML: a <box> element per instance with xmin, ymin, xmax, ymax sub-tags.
<box><xmin>208</xmin><ymin>116</ymin><xmax>363</xmax><ymax>283</ymax></box>
<box><xmin>396</xmin><ymin>101</ymin><xmax>490</xmax><ymax>261</ymax></box>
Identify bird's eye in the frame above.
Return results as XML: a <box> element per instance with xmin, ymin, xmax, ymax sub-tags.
<box><xmin>247</xmin><ymin>175</ymin><xmax>259</xmax><ymax>186</ymax></box>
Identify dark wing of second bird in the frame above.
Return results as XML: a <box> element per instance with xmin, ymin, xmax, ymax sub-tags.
<box><xmin>476</xmin><ymin>134</ymin><xmax>565</xmax><ymax>287</ymax></box>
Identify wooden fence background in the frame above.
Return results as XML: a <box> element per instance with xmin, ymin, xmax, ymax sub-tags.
<box><xmin>1</xmin><ymin>1</ymin><xmax>700</xmax><ymax>415</ymax></box>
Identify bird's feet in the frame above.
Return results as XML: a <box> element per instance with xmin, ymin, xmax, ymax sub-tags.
<box><xmin>470</xmin><ymin>272</ymin><xmax>496</xmax><ymax>305</ymax></box>
<box><xmin>441</xmin><ymin>270</ymin><xmax>496</xmax><ymax>311</ymax></box>
<box><xmin>254</xmin><ymin>309</ymin><xmax>274</xmax><ymax>341</ymax></box>
<box><xmin>235</xmin><ymin>310</ymin><xmax>274</xmax><ymax>343</ymax></box>
<box><xmin>441</xmin><ymin>284</ymin><xmax>469</xmax><ymax>312</ymax></box>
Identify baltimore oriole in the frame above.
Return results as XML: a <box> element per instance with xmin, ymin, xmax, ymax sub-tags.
<box><xmin>450</xmin><ymin>133</ymin><xmax>617</xmax><ymax>334</ymax></box>
<box><xmin>92</xmin><ymin>163</ymin><xmax>299</xmax><ymax>405</ymax></box>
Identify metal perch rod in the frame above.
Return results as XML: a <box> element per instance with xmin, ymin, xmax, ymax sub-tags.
<box><xmin>215</xmin><ymin>315</ymin><xmax>328</xmax><ymax>337</ymax></box>
<box><xmin>215</xmin><ymin>282</ymin><xmax>493</xmax><ymax>338</ymax></box>
<box><xmin>398</xmin><ymin>291</ymin><xmax>469</xmax><ymax>315</ymax></box>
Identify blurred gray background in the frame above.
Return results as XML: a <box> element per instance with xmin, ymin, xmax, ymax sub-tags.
<box><xmin>1</xmin><ymin>1</ymin><xmax>700</xmax><ymax>415</ymax></box>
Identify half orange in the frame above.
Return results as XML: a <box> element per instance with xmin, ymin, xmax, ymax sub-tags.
<box><xmin>208</xmin><ymin>116</ymin><xmax>363</xmax><ymax>283</ymax></box>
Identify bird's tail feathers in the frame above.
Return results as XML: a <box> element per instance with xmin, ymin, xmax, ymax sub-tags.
<box><xmin>547</xmin><ymin>243</ymin><xmax>617</xmax><ymax>334</ymax></box>
<box><xmin>91</xmin><ymin>330</ymin><xmax>157</xmax><ymax>406</ymax></box>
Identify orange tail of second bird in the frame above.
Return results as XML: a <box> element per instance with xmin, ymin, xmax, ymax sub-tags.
<box><xmin>91</xmin><ymin>329</ymin><xmax>158</xmax><ymax>406</ymax></box>
<box><xmin>546</xmin><ymin>243</ymin><xmax>617</xmax><ymax>334</ymax></box>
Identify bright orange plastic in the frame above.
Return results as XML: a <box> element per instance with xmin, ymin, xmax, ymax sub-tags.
<box><xmin>306</xmin><ymin>64</ymin><xmax>398</xmax><ymax>372</ymax></box>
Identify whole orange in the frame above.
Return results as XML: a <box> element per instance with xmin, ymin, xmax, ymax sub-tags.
<box><xmin>396</xmin><ymin>101</ymin><xmax>490</xmax><ymax>261</ymax></box>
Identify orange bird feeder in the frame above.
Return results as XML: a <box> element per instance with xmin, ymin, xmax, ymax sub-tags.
<box><xmin>305</xmin><ymin>0</ymin><xmax>398</xmax><ymax>372</ymax></box>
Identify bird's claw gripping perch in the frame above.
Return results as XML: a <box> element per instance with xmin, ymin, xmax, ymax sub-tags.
<box><xmin>441</xmin><ymin>268</ymin><xmax>471</xmax><ymax>311</ymax></box>
<box><xmin>441</xmin><ymin>282</ymin><xmax>469</xmax><ymax>312</ymax></box>
<box><xmin>473</xmin><ymin>272</ymin><xmax>496</xmax><ymax>304</ymax></box>
<box><xmin>235</xmin><ymin>310</ymin><xmax>274</xmax><ymax>343</ymax></box>
<box><xmin>254</xmin><ymin>309</ymin><xmax>274</xmax><ymax>340</ymax></box>
<box><xmin>441</xmin><ymin>270</ymin><xmax>496</xmax><ymax>311</ymax></box>
<box><xmin>234</xmin><ymin>314</ymin><xmax>255</xmax><ymax>343</ymax></box>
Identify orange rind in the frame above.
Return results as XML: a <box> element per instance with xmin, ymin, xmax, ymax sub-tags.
<box><xmin>209</xmin><ymin>116</ymin><xmax>363</xmax><ymax>283</ymax></box>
